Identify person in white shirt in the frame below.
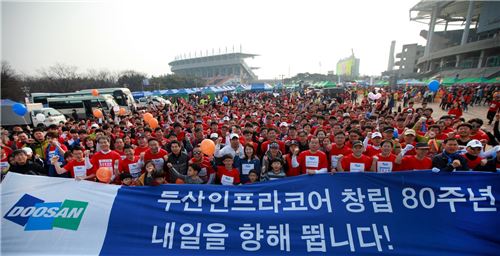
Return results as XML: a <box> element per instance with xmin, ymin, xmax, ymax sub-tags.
<box><xmin>215</xmin><ymin>133</ymin><xmax>244</xmax><ymax>159</ymax></box>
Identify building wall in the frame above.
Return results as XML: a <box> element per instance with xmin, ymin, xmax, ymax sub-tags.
<box><xmin>395</xmin><ymin>44</ymin><xmax>424</xmax><ymax>75</ymax></box>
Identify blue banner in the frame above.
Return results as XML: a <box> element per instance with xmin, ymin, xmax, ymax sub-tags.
<box><xmin>101</xmin><ymin>171</ymin><xmax>500</xmax><ymax>255</ymax></box>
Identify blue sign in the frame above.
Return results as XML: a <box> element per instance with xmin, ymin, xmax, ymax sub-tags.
<box><xmin>100</xmin><ymin>171</ymin><xmax>500</xmax><ymax>255</ymax></box>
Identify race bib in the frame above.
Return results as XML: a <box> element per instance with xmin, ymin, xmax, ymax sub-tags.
<box><xmin>99</xmin><ymin>159</ymin><xmax>113</xmax><ymax>168</ymax></box>
<box><xmin>331</xmin><ymin>156</ymin><xmax>339</xmax><ymax>168</ymax></box>
<box><xmin>221</xmin><ymin>175</ymin><xmax>234</xmax><ymax>185</ymax></box>
<box><xmin>242</xmin><ymin>164</ymin><xmax>254</xmax><ymax>175</ymax></box>
<box><xmin>199</xmin><ymin>168</ymin><xmax>207</xmax><ymax>177</ymax></box>
<box><xmin>128</xmin><ymin>163</ymin><xmax>141</xmax><ymax>178</ymax></box>
<box><xmin>377</xmin><ymin>161</ymin><xmax>393</xmax><ymax>173</ymax></box>
<box><xmin>152</xmin><ymin>158</ymin><xmax>164</xmax><ymax>170</ymax></box>
<box><xmin>73</xmin><ymin>165</ymin><xmax>87</xmax><ymax>178</ymax></box>
<box><xmin>0</xmin><ymin>161</ymin><xmax>10</xmax><ymax>172</ymax></box>
<box><xmin>305</xmin><ymin>156</ymin><xmax>319</xmax><ymax>168</ymax></box>
<box><xmin>350</xmin><ymin>163</ymin><xmax>365</xmax><ymax>173</ymax></box>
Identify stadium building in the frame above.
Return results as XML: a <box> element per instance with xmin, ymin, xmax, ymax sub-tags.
<box><xmin>168</xmin><ymin>50</ymin><xmax>259</xmax><ymax>86</ymax></box>
<box><xmin>410</xmin><ymin>0</ymin><xmax>500</xmax><ymax>79</ymax></box>
<box><xmin>336</xmin><ymin>50</ymin><xmax>360</xmax><ymax>81</ymax></box>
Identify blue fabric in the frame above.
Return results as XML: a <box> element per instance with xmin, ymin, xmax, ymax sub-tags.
<box><xmin>101</xmin><ymin>171</ymin><xmax>500</xmax><ymax>255</ymax></box>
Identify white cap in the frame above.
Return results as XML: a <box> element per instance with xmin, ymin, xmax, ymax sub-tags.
<box><xmin>91</xmin><ymin>123</ymin><xmax>99</xmax><ymax>129</ymax></box>
<box><xmin>371</xmin><ymin>132</ymin><xmax>382</xmax><ymax>138</ymax></box>
<box><xmin>466</xmin><ymin>139</ymin><xmax>483</xmax><ymax>148</ymax></box>
<box><xmin>343</xmin><ymin>113</ymin><xmax>350</xmax><ymax>117</ymax></box>
<box><xmin>279</xmin><ymin>122</ymin><xmax>288</xmax><ymax>127</ymax></box>
<box><xmin>210</xmin><ymin>133</ymin><xmax>219</xmax><ymax>139</ymax></box>
<box><xmin>22</xmin><ymin>147</ymin><xmax>33</xmax><ymax>155</ymax></box>
<box><xmin>230</xmin><ymin>133</ymin><xmax>239</xmax><ymax>139</ymax></box>
<box><xmin>223</xmin><ymin>116</ymin><xmax>230</xmax><ymax>121</ymax></box>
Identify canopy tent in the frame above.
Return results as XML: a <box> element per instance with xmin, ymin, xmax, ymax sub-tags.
<box><xmin>455</xmin><ymin>77</ymin><xmax>487</xmax><ymax>84</ymax></box>
<box><xmin>249</xmin><ymin>83</ymin><xmax>273</xmax><ymax>91</ymax></box>
<box><xmin>374</xmin><ymin>80</ymin><xmax>389</xmax><ymax>86</ymax></box>
<box><xmin>323</xmin><ymin>81</ymin><xmax>337</xmax><ymax>88</ymax></box>
<box><xmin>484</xmin><ymin>77</ymin><xmax>500</xmax><ymax>84</ymax></box>
<box><xmin>234</xmin><ymin>84</ymin><xmax>250</xmax><ymax>93</ymax></box>
<box><xmin>274</xmin><ymin>83</ymin><xmax>283</xmax><ymax>89</ymax></box>
<box><xmin>284</xmin><ymin>84</ymin><xmax>300</xmax><ymax>89</ymax></box>
<box><xmin>397</xmin><ymin>79</ymin><xmax>426</xmax><ymax>86</ymax></box>
<box><xmin>440</xmin><ymin>77</ymin><xmax>459</xmax><ymax>86</ymax></box>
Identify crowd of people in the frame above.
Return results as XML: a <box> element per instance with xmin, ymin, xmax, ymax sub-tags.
<box><xmin>1</xmin><ymin>85</ymin><xmax>499</xmax><ymax>186</ymax></box>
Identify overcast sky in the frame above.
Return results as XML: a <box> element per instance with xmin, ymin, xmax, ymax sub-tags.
<box><xmin>2</xmin><ymin>0</ymin><xmax>429</xmax><ymax>79</ymax></box>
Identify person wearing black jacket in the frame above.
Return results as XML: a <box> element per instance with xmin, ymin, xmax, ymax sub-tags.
<box><xmin>432</xmin><ymin>138</ymin><xmax>468</xmax><ymax>172</ymax></box>
<box><xmin>475</xmin><ymin>148</ymin><xmax>500</xmax><ymax>172</ymax></box>
<box><xmin>8</xmin><ymin>149</ymin><xmax>47</xmax><ymax>176</ymax></box>
<box><xmin>164</xmin><ymin>141</ymin><xmax>189</xmax><ymax>183</ymax></box>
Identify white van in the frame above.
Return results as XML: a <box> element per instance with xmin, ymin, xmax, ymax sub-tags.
<box><xmin>47</xmin><ymin>95</ymin><xmax>118</xmax><ymax>119</ymax></box>
<box><xmin>31</xmin><ymin>108</ymin><xmax>67</xmax><ymax>127</ymax></box>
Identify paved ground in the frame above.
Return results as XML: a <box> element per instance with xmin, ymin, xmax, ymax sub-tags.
<box><xmin>410</xmin><ymin>101</ymin><xmax>492</xmax><ymax>132</ymax></box>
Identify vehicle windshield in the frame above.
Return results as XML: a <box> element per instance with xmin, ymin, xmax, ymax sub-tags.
<box><xmin>43</xmin><ymin>109</ymin><xmax>62</xmax><ymax>116</ymax></box>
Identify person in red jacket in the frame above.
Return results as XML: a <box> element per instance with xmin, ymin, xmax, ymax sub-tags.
<box><xmin>338</xmin><ymin>140</ymin><xmax>373</xmax><ymax>172</ymax></box>
<box><xmin>298</xmin><ymin>137</ymin><xmax>328</xmax><ymax>175</ymax></box>
<box><xmin>216</xmin><ymin>154</ymin><xmax>240</xmax><ymax>185</ymax></box>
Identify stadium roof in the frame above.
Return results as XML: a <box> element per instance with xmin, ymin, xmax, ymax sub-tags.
<box><xmin>410</xmin><ymin>0</ymin><xmax>482</xmax><ymax>25</ymax></box>
<box><xmin>169</xmin><ymin>52</ymin><xmax>258</xmax><ymax>66</ymax></box>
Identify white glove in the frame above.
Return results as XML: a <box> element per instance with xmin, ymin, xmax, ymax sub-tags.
<box><xmin>401</xmin><ymin>144</ymin><xmax>415</xmax><ymax>155</ymax></box>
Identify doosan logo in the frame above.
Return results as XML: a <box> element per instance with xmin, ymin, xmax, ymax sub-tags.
<box><xmin>4</xmin><ymin>194</ymin><xmax>88</xmax><ymax>231</ymax></box>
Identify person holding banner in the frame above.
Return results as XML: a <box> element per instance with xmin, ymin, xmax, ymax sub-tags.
<box><xmin>141</xmin><ymin>138</ymin><xmax>168</xmax><ymax>171</ymax></box>
<box><xmin>338</xmin><ymin>140</ymin><xmax>373</xmax><ymax>172</ymax></box>
<box><xmin>461</xmin><ymin>140</ymin><xmax>487</xmax><ymax>170</ymax></box>
<box><xmin>297</xmin><ymin>137</ymin><xmax>328</xmax><ymax>175</ymax></box>
<box><xmin>7</xmin><ymin>149</ymin><xmax>47</xmax><ymax>176</ymax></box>
<box><xmin>396</xmin><ymin>143</ymin><xmax>432</xmax><ymax>171</ymax></box>
<box><xmin>118</xmin><ymin>146</ymin><xmax>143</xmax><ymax>179</ymax></box>
<box><xmin>234</xmin><ymin>143</ymin><xmax>261</xmax><ymax>184</ymax></box>
<box><xmin>329</xmin><ymin>132</ymin><xmax>352</xmax><ymax>172</ymax></box>
<box><xmin>371</xmin><ymin>140</ymin><xmax>397</xmax><ymax>173</ymax></box>
<box><xmin>51</xmin><ymin>146</ymin><xmax>94</xmax><ymax>180</ymax></box>
<box><xmin>432</xmin><ymin>138</ymin><xmax>468</xmax><ymax>172</ymax></box>
<box><xmin>85</xmin><ymin>136</ymin><xmax>121</xmax><ymax>181</ymax></box>
<box><xmin>216</xmin><ymin>154</ymin><xmax>240</xmax><ymax>185</ymax></box>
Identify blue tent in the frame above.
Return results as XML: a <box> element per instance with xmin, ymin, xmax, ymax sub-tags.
<box><xmin>132</xmin><ymin>91</ymin><xmax>144</xmax><ymax>99</ymax></box>
<box><xmin>249</xmin><ymin>83</ymin><xmax>273</xmax><ymax>91</ymax></box>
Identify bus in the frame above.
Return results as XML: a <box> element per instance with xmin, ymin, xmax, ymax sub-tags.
<box><xmin>47</xmin><ymin>95</ymin><xmax>118</xmax><ymax>119</ymax></box>
<box><xmin>31</xmin><ymin>87</ymin><xmax>136</xmax><ymax>112</ymax></box>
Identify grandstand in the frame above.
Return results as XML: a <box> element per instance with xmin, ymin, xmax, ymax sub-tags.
<box><xmin>410</xmin><ymin>0</ymin><xmax>500</xmax><ymax>79</ymax></box>
<box><xmin>168</xmin><ymin>51</ymin><xmax>259</xmax><ymax>86</ymax></box>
